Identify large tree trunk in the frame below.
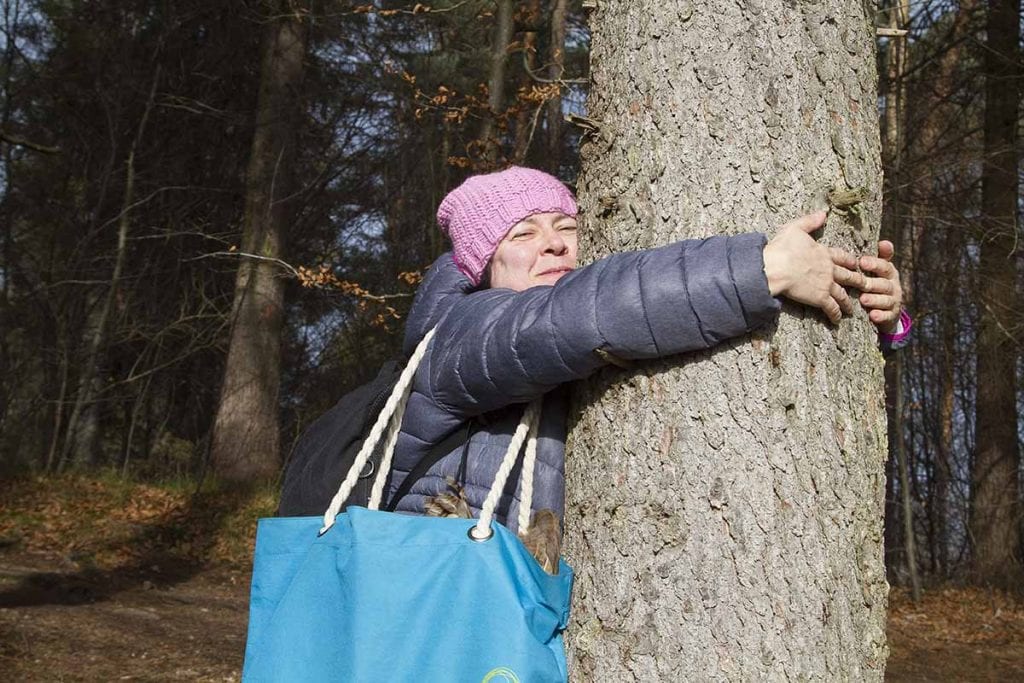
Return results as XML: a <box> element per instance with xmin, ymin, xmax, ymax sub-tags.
<box><xmin>969</xmin><ymin>0</ymin><xmax>1021</xmax><ymax>589</ymax></box>
<box><xmin>565</xmin><ymin>1</ymin><xmax>888</xmax><ymax>678</ymax></box>
<box><xmin>210</xmin><ymin>3</ymin><xmax>305</xmax><ymax>482</ymax></box>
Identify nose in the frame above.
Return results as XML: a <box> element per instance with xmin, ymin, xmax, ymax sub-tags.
<box><xmin>542</xmin><ymin>226</ymin><xmax>567</xmax><ymax>255</ymax></box>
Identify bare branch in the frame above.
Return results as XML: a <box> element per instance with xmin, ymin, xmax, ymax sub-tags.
<box><xmin>320</xmin><ymin>0</ymin><xmax>473</xmax><ymax>18</ymax></box>
<box><xmin>0</xmin><ymin>128</ymin><xmax>59</xmax><ymax>154</ymax></box>
<box><xmin>515</xmin><ymin>47</ymin><xmax>587</xmax><ymax>85</ymax></box>
<box><xmin>189</xmin><ymin>250</ymin><xmax>415</xmax><ymax>303</ymax></box>
<box><xmin>188</xmin><ymin>250</ymin><xmax>302</xmax><ymax>278</ymax></box>
<box><xmin>94</xmin><ymin>186</ymin><xmax>194</xmax><ymax>232</ymax></box>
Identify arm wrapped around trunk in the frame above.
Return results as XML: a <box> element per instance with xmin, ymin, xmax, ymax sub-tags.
<box><xmin>422</xmin><ymin>233</ymin><xmax>781</xmax><ymax>416</ymax></box>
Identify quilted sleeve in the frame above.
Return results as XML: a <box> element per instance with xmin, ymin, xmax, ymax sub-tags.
<box><xmin>426</xmin><ymin>233</ymin><xmax>781</xmax><ymax>415</ymax></box>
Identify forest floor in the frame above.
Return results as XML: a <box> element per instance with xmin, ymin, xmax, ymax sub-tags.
<box><xmin>0</xmin><ymin>475</ymin><xmax>1022</xmax><ymax>682</ymax></box>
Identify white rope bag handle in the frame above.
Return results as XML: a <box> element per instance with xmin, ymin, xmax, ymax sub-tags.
<box><xmin>470</xmin><ymin>398</ymin><xmax>543</xmax><ymax>541</ymax></box>
<box><xmin>320</xmin><ymin>327</ymin><xmax>436</xmax><ymax>534</ymax></box>
<box><xmin>516</xmin><ymin>402</ymin><xmax>541</xmax><ymax>537</ymax></box>
<box><xmin>319</xmin><ymin>324</ymin><xmax>546</xmax><ymax>543</ymax></box>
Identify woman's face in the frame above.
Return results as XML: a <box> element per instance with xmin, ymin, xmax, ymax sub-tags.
<box><xmin>488</xmin><ymin>212</ymin><xmax>578</xmax><ymax>291</ymax></box>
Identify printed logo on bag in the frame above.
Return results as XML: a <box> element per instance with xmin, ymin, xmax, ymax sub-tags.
<box><xmin>481</xmin><ymin>667</ymin><xmax>520</xmax><ymax>683</ymax></box>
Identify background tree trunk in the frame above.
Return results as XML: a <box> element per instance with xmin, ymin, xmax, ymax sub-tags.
<box><xmin>904</xmin><ymin>0</ymin><xmax>974</xmax><ymax>584</ymax></box>
<box><xmin>891</xmin><ymin>352</ymin><xmax>922</xmax><ymax>600</ymax></box>
<box><xmin>210</xmin><ymin>3</ymin><xmax>306</xmax><ymax>483</ymax></box>
<box><xmin>969</xmin><ymin>0</ymin><xmax>1021</xmax><ymax>589</ymax></box>
<box><xmin>59</xmin><ymin>68</ymin><xmax>160</xmax><ymax>471</ymax></box>
<box><xmin>512</xmin><ymin>0</ymin><xmax>542</xmax><ymax>165</ymax></box>
<box><xmin>478</xmin><ymin>0</ymin><xmax>515</xmax><ymax>167</ymax></box>
<box><xmin>565</xmin><ymin>0</ymin><xmax>889</xmax><ymax>678</ymax></box>
<box><xmin>879</xmin><ymin>1</ymin><xmax>921</xmax><ymax>601</ymax></box>
<box><xmin>544</xmin><ymin>0</ymin><xmax>569</xmax><ymax>174</ymax></box>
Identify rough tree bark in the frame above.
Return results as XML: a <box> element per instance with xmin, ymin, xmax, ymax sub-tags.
<box><xmin>564</xmin><ymin>0</ymin><xmax>888</xmax><ymax>679</ymax></box>
<box><xmin>970</xmin><ymin>0</ymin><xmax>1021</xmax><ymax>589</ymax></box>
<box><xmin>210</xmin><ymin>3</ymin><xmax>305</xmax><ymax>482</ymax></box>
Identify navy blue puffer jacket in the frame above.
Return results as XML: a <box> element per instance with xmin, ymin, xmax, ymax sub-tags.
<box><xmin>386</xmin><ymin>233</ymin><xmax>781</xmax><ymax>533</ymax></box>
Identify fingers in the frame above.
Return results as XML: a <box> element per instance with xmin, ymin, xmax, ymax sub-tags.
<box><xmin>859</xmin><ymin>293</ymin><xmax>896</xmax><ymax>310</ymax></box>
<box><xmin>869</xmin><ymin>308</ymin><xmax>899</xmax><ymax>325</ymax></box>
<box><xmin>773</xmin><ymin>212</ymin><xmax>885</xmax><ymax>325</ymax></box>
<box><xmin>786</xmin><ymin>211</ymin><xmax>828</xmax><ymax>234</ymax></box>
<box><xmin>858</xmin><ymin>276</ymin><xmax>894</xmax><ymax>295</ymax></box>
<box><xmin>832</xmin><ymin>282</ymin><xmax>854</xmax><ymax>315</ymax></box>
<box><xmin>858</xmin><ymin>246</ymin><xmax>903</xmax><ymax>332</ymax></box>
<box><xmin>859</xmin><ymin>254</ymin><xmax>896</xmax><ymax>278</ymax></box>
<box><xmin>833</xmin><ymin>263</ymin><xmax>867</xmax><ymax>289</ymax></box>
<box><xmin>828</xmin><ymin>246</ymin><xmax>858</xmax><ymax>270</ymax></box>
<box><xmin>877</xmin><ymin>240</ymin><xmax>894</xmax><ymax>261</ymax></box>
<box><xmin>821</xmin><ymin>294</ymin><xmax>842</xmax><ymax>324</ymax></box>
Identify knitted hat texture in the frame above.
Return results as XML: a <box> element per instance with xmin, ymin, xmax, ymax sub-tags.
<box><xmin>437</xmin><ymin>166</ymin><xmax>577</xmax><ymax>285</ymax></box>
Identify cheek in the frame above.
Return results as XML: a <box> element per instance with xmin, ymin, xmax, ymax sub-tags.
<box><xmin>491</xmin><ymin>244</ymin><xmax>537</xmax><ymax>290</ymax></box>
<box><xmin>566</xmin><ymin>234</ymin><xmax>579</xmax><ymax>265</ymax></box>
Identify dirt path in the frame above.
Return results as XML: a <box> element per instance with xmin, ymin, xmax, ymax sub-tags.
<box><xmin>0</xmin><ymin>554</ymin><xmax>249</xmax><ymax>682</ymax></box>
<box><xmin>2</xmin><ymin>552</ymin><xmax>1022</xmax><ymax>681</ymax></box>
<box><xmin>886</xmin><ymin>587</ymin><xmax>1024</xmax><ymax>682</ymax></box>
<box><xmin>888</xmin><ymin>632</ymin><xmax>1024</xmax><ymax>683</ymax></box>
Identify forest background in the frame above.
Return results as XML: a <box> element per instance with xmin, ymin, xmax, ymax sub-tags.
<box><xmin>0</xmin><ymin>0</ymin><xmax>1020</xmax><ymax>621</ymax></box>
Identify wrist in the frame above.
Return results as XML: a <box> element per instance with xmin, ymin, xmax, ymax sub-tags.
<box><xmin>762</xmin><ymin>243</ymin><xmax>787</xmax><ymax>296</ymax></box>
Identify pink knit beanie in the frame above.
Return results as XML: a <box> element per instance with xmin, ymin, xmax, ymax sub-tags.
<box><xmin>437</xmin><ymin>166</ymin><xmax>578</xmax><ymax>285</ymax></box>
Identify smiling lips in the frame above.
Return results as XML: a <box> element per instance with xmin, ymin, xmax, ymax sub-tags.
<box><xmin>538</xmin><ymin>267</ymin><xmax>573</xmax><ymax>277</ymax></box>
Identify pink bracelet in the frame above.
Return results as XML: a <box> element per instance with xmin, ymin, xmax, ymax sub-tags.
<box><xmin>879</xmin><ymin>309</ymin><xmax>912</xmax><ymax>343</ymax></box>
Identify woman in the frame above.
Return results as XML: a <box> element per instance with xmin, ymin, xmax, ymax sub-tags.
<box><xmin>385</xmin><ymin>166</ymin><xmax>908</xmax><ymax>535</ymax></box>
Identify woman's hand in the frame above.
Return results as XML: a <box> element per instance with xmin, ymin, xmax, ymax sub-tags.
<box><xmin>762</xmin><ymin>211</ymin><xmax>866</xmax><ymax>323</ymax></box>
<box><xmin>858</xmin><ymin>241</ymin><xmax>903</xmax><ymax>334</ymax></box>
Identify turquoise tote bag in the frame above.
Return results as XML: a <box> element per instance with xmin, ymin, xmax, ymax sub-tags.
<box><xmin>242</xmin><ymin>330</ymin><xmax>573</xmax><ymax>682</ymax></box>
